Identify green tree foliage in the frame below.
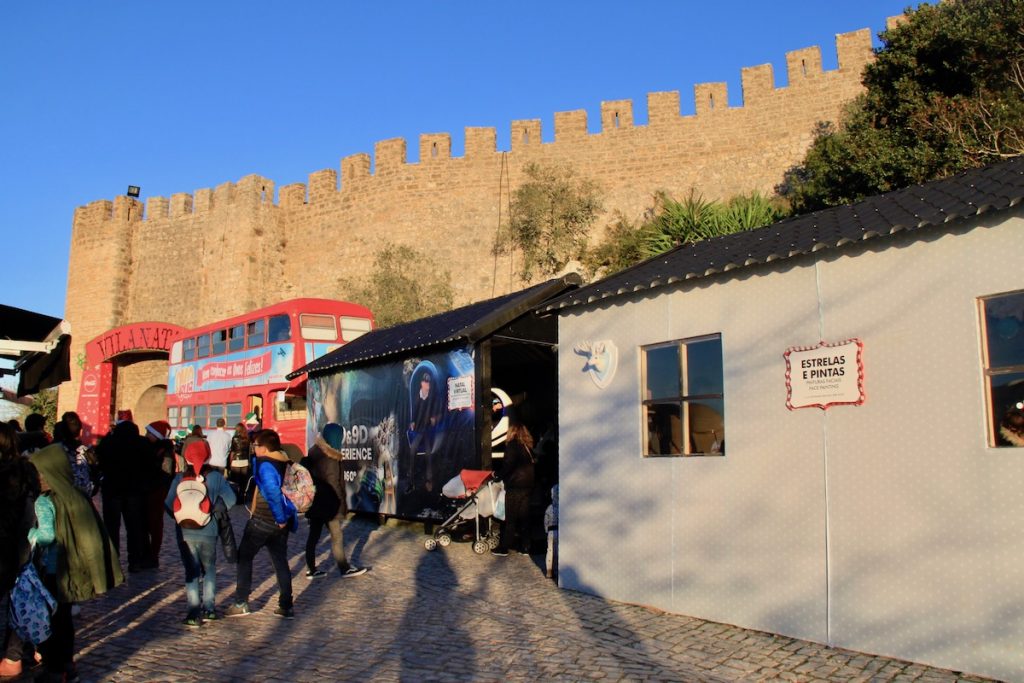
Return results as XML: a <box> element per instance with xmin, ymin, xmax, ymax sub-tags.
<box><xmin>29</xmin><ymin>389</ymin><xmax>57</xmax><ymax>432</ymax></box>
<box><xmin>585</xmin><ymin>190</ymin><xmax>789</xmax><ymax>277</ymax></box>
<box><xmin>494</xmin><ymin>163</ymin><xmax>603</xmax><ymax>282</ymax></box>
<box><xmin>780</xmin><ymin>0</ymin><xmax>1024</xmax><ymax>212</ymax></box>
<box><xmin>338</xmin><ymin>243</ymin><xmax>454</xmax><ymax>329</ymax></box>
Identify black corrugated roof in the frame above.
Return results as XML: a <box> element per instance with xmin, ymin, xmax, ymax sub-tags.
<box><xmin>541</xmin><ymin>156</ymin><xmax>1024</xmax><ymax>313</ymax></box>
<box><xmin>288</xmin><ymin>274</ymin><xmax>581</xmax><ymax>379</ymax></box>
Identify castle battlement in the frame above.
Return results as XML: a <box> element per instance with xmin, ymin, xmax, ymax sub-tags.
<box><xmin>63</xmin><ymin>18</ymin><xmax>891</xmax><ymax>419</ymax></box>
<box><xmin>74</xmin><ymin>28</ymin><xmax>873</xmax><ymax>218</ymax></box>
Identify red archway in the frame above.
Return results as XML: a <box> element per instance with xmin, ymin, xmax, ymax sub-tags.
<box><xmin>76</xmin><ymin>322</ymin><xmax>186</xmax><ymax>444</ymax></box>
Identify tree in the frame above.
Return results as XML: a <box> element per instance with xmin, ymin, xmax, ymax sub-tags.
<box><xmin>29</xmin><ymin>388</ymin><xmax>58</xmax><ymax>433</ymax></box>
<box><xmin>779</xmin><ymin>0</ymin><xmax>1024</xmax><ymax>212</ymax></box>
<box><xmin>338</xmin><ymin>243</ymin><xmax>454</xmax><ymax>329</ymax></box>
<box><xmin>584</xmin><ymin>190</ymin><xmax>789</xmax><ymax>278</ymax></box>
<box><xmin>494</xmin><ymin>163</ymin><xmax>603</xmax><ymax>282</ymax></box>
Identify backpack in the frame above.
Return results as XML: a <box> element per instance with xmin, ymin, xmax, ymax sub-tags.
<box><xmin>8</xmin><ymin>561</ymin><xmax>57</xmax><ymax>645</ymax></box>
<box><xmin>173</xmin><ymin>471</ymin><xmax>212</xmax><ymax>529</ymax></box>
<box><xmin>281</xmin><ymin>462</ymin><xmax>316</xmax><ymax>513</ymax></box>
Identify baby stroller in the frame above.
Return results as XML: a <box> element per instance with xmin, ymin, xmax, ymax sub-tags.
<box><xmin>424</xmin><ymin>469</ymin><xmax>503</xmax><ymax>555</ymax></box>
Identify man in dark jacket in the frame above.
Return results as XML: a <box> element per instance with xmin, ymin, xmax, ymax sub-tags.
<box><xmin>96</xmin><ymin>420</ymin><xmax>153</xmax><ymax>572</ymax></box>
<box><xmin>301</xmin><ymin>423</ymin><xmax>367</xmax><ymax>578</ymax></box>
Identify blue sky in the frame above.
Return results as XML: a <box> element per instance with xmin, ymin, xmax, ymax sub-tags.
<box><xmin>1</xmin><ymin>1</ymin><xmax>914</xmax><ymax>320</ymax></box>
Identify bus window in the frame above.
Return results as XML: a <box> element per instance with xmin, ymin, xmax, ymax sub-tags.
<box><xmin>180</xmin><ymin>406</ymin><xmax>191</xmax><ymax>429</ymax></box>
<box><xmin>194</xmin><ymin>405</ymin><xmax>208</xmax><ymax>429</ymax></box>
<box><xmin>226</xmin><ymin>402</ymin><xmax>243</xmax><ymax>426</ymax></box>
<box><xmin>276</xmin><ymin>394</ymin><xmax>307</xmax><ymax>421</ymax></box>
<box><xmin>168</xmin><ymin>406</ymin><xmax>179</xmax><ymax>428</ymax></box>
<box><xmin>183</xmin><ymin>337</ymin><xmax>196</xmax><ymax>362</ymax></box>
<box><xmin>170</xmin><ymin>341</ymin><xmax>183</xmax><ymax>364</ymax></box>
<box><xmin>197</xmin><ymin>334</ymin><xmax>211</xmax><ymax>359</ymax></box>
<box><xmin>300</xmin><ymin>314</ymin><xmax>337</xmax><ymax>341</ymax></box>
<box><xmin>268</xmin><ymin>314</ymin><xmax>291</xmax><ymax>343</ymax></box>
<box><xmin>210</xmin><ymin>404</ymin><xmax>224</xmax><ymax>425</ymax></box>
<box><xmin>247</xmin><ymin>320</ymin><xmax>265</xmax><ymax>347</ymax></box>
<box><xmin>341</xmin><ymin>316</ymin><xmax>373</xmax><ymax>342</ymax></box>
<box><xmin>228</xmin><ymin>324</ymin><xmax>245</xmax><ymax>352</ymax></box>
<box><xmin>212</xmin><ymin>329</ymin><xmax>227</xmax><ymax>356</ymax></box>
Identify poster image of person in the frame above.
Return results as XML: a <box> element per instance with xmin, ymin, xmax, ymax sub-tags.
<box><xmin>406</xmin><ymin>361</ymin><xmax>443</xmax><ymax>492</ymax></box>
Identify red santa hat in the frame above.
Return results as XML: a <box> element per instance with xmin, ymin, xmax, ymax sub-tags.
<box><xmin>182</xmin><ymin>439</ymin><xmax>211</xmax><ymax>477</ymax></box>
<box><xmin>146</xmin><ymin>420</ymin><xmax>172</xmax><ymax>440</ymax></box>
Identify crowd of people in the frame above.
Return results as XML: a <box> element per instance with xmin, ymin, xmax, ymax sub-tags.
<box><xmin>0</xmin><ymin>406</ymin><xmax>560</xmax><ymax>680</ymax></box>
<box><xmin>0</xmin><ymin>412</ymin><xmax>369</xmax><ymax>681</ymax></box>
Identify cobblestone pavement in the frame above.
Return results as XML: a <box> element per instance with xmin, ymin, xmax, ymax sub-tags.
<box><xmin>18</xmin><ymin>509</ymin><xmax>998</xmax><ymax>682</ymax></box>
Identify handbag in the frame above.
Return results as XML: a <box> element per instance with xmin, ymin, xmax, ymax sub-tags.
<box><xmin>8</xmin><ymin>560</ymin><xmax>57</xmax><ymax>645</ymax></box>
<box><xmin>494</xmin><ymin>489</ymin><xmax>507</xmax><ymax>521</ymax></box>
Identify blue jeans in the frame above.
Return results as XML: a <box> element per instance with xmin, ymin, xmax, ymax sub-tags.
<box><xmin>235</xmin><ymin>517</ymin><xmax>292</xmax><ymax>610</ymax></box>
<box><xmin>182</xmin><ymin>536</ymin><xmax>217</xmax><ymax>613</ymax></box>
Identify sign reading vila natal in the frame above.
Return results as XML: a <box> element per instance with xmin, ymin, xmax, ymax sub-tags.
<box><xmin>784</xmin><ymin>339</ymin><xmax>864</xmax><ymax>410</ymax></box>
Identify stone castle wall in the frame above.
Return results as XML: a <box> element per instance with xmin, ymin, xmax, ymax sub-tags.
<box><xmin>60</xmin><ymin>28</ymin><xmax>876</xmax><ymax>413</ymax></box>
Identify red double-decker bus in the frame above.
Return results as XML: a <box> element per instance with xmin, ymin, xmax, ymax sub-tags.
<box><xmin>165</xmin><ymin>298</ymin><xmax>373</xmax><ymax>449</ymax></box>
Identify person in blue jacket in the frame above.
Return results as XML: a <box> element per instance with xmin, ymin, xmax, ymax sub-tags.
<box><xmin>225</xmin><ymin>429</ymin><xmax>298</xmax><ymax>619</ymax></box>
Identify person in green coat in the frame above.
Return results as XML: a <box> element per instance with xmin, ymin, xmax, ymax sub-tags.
<box><xmin>31</xmin><ymin>444</ymin><xmax>124</xmax><ymax>681</ymax></box>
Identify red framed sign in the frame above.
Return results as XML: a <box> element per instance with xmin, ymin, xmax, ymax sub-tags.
<box><xmin>784</xmin><ymin>338</ymin><xmax>865</xmax><ymax>410</ymax></box>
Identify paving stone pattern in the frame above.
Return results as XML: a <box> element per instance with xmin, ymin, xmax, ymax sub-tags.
<box><xmin>41</xmin><ymin>510</ymin><xmax>999</xmax><ymax>682</ymax></box>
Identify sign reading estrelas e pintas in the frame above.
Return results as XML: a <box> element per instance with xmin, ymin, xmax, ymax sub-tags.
<box><xmin>784</xmin><ymin>339</ymin><xmax>864</xmax><ymax>410</ymax></box>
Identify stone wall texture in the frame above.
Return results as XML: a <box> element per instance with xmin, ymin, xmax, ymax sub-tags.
<box><xmin>60</xmin><ymin>28</ymin><xmax>878</xmax><ymax>413</ymax></box>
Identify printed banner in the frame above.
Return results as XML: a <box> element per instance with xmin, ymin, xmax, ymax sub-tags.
<box><xmin>308</xmin><ymin>347</ymin><xmax>477</xmax><ymax>520</ymax></box>
<box><xmin>167</xmin><ymin>343</ymin><xmax>294</xmax><ymax>399</ymax></box>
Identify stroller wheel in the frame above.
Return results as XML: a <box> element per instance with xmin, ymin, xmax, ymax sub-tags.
<box><xmin>424</xmin><ymin>537</ymin><xmax>438</xmax><ymax>551</ymax></box>
<box><xmin>487</xmin><ymin>534</ymin><xmax>500</xmax><ymax>550</ymax></box>
<box><xmin>437</xmin><ymin>533</ymin><xmax>452</xmax><ymax>547</ymax></box>
<box><xmin>472</xmin><ymin>539</ymin><xmax>489</xmax><ymax>555</ymax></box>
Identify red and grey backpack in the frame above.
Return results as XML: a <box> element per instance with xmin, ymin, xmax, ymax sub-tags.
<box><xmin>173</xmin><ymin>440</ymin><xmax>213</xmax><ymax>529</ymax></box>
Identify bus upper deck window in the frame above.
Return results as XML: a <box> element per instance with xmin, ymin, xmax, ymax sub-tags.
<box><xmin>182</xmin><ymin>337</ymin><xmax>196</xmax><ymax>362</ymax></box>
<box><xmin>300</xmin><ymin>314</ymin><xmax>337</xmax><ymax>341</ymax></box>
<box><xmin>247</xmin><ymin>320</ymin><xmax>265</xmax><ymax>347</ymax></box>
<box><xmin>197</xmin><ymin>334</ymin><xmax>211</xmax><ymax>359</ymax></box>
<box><xmin>212</xmin><ymin>329</ymin><xmax>227</xmax><ymax>356</ymax></box>
<box><xmin>268</xmin><ymin>314</ymin><xmax>291</xmax><ymax>343</ymax></box>
<box><xmin>228</xmin><ymin>324</ymin><xmax>245</xmax><ymax>352</ymax></box>
<box><xmin>341</xmin><ymin>316</ymin><xmax>373</xmax><ymax>342</ymax></box>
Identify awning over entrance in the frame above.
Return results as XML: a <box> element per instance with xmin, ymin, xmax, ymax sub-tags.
<box><xmin>0</xmin><ymin>304</ymin><xmax>72</xmax><ymax>396</ymax></box>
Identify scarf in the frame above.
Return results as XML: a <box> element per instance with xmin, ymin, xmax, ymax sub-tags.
<box><xmin>30</xmin><ymin>445</ymin><xmax>124</xmax><ymax>602</ymax></box>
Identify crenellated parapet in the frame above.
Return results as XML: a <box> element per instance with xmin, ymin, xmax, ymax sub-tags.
<box><xmin>62</xmin><ymin>22</ymin><xmax>892</xmax><ymax>421</ymax></box>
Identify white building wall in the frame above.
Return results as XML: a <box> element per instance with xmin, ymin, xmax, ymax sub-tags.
<box><xmin>557</xmin><ymin>211</ymin><xmax>1024</xmax><ymax>681</ymax></box>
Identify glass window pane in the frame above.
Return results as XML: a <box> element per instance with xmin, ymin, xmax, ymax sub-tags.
<box><xmin>182</xmin><ymin>338</ymin><xmax>196</xmax><ymax>362</ymax></box>
<box><xmin>212</xmin><ymin>329</ymin><xmax>227</xmax><ymax>356</ymax></box>
<box><xmin>645</xmin><ymin>403</ymin><xmax>682</xmax><ymax>455</ymax></box>
<box><xmin>196</xmin><ymin>334</ymin><xmax>211</xmax><ymax>359</ymax></box>
<box><xmin>341</xmin><ymin>316</ymin><xmax>373</xmax><ymax>342</ymax></box>
<box><xmin>247</xmin><ymin>320</ymin><xmax>265</xmax><ymax>347</ymax></box>
<box><xmin>194</xmin><ymin>405</ymin><xmax>208</xmax><ymax>429</ymax></box>
<box><xmin>645</xmin><ymin>345</ymin><xmax>681</xmax><ymax>400</ymax></box>
<box><xmin>226</xmin><ymin>403</ymin><xmax>243</xmax><ymax>426</ymax></box>
<box><xmin>268</xmin><ymin>314</ymin><xmax>291</xmax><ymax>343</ymax></box>
<box><xmin>180</xmin><ymin>406</ymin><xmax>191</xmax><ymax>429</ymax></box>
<box><xmin>300</xmin><ymin>314</ymin><xmax>337</xmax><ymax>341</ymax></box>
<box><xmin>167</xmin><ymin>407</ymin><xmax>179</xmax><ymax>428</ymax></box>
<box><xmin>685</xmin><ymin>337</ymin><xmax>724</xmax><ymax>397</ymax></box>
<box><xmin>685</xmin><ymin>399</ymin><xmax>725</xmax><ymax>455</ymax></box>
<box><xmin>991</xmin><ymin>371</ymin><xmax>1024</xmax><ymax>447</ymax></box>
<box><xmin>228</xmin><ymin>325</ymin><xmax>245</xmax><ymax>352</ymax></box>
<box><xmin>210</xmin><ymin>404</ymin><xmax>225</xmax><ymax>424</ymax></box>
<box><xmin>985</xmin><ymin>292</ymin><xmax>1024</xmax><ymax>369</ymax></box>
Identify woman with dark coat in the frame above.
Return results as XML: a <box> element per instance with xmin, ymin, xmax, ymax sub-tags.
<box><xmin>0</xmin><ymin>422</ymin><xmax>41</xmax><ymax>678</ymax></box>
<box><xmin>491</xmin><ymin>421</ymin><xmax>535</xmax><ymax>556</ymax></box>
